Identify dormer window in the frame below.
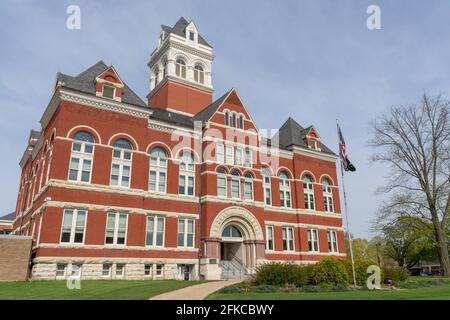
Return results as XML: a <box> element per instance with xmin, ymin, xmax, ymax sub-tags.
<box><xmin>309</xmin><ymin>138</ymin><xmax>318</xmax><ymax>150</ymax></box>
<box><xmin>189</xmin><ymin>31</ymin><xmax>195</xmax><ymax>41</ymax></box>
<box><xmin>103</xmin><ymin>84</ymin><xmax>115</xmax><ymax>99</ymax></box>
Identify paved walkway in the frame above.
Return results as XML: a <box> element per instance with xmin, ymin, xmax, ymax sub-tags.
<box><xmin>149</xmin><ymin>279</ymin><xmax>243</xmax><ymax>300</ymax></box>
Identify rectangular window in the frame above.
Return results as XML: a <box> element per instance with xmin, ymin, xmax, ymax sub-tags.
<box><xmin>149</xmin><ymin>170</ymin><xmax>166</xmax><ymax>192</ymax></box>
<box><xmin>102</xmin><ymin>264</ymin><xmax>111</xmax><ymax>277</ymax></box>
<box><xmin>156</xmin><ymin>264</ymin><xmax>163</xmax><ymax>277</ymax></box>
<box><xmin>216</xmin><ymin>143</ymin><xmax>224</xmax><ymax>163</ymax></box>
<box><xmin>308</xmin><ymin>229</ymin><xmax>319</xmax><ymax>252</ymax></box>
<box><xmin>105</xmin><ymin>213</ymin><xmax>127</xmax><ymax>245</ymax></box>
<box><xmin>235</xmin><ymin>148</ymin><xmax>243</xmax><ymax>166</ymax></box>
<box><xmin>244</xmin><ymin>180</ymin><xmax>253</xmax><ymax>200</ymax></box>
<box><xmin>217</xmin><ymin>175</ymin><xmax>227</xmax><ymax>197</ymax></box>
<box><xmin>327</xmin><ymin>230</ymin><xmax>338</xmax><ymax>253</ymax></box>
<box><xmin>116</xmin><ymin>264</ymin><xmax>125</xmax><ymax>277</ymax></box>
<box><xmin>282</xmin><ymin>227</ymin><xmax>294</xmax><ymax>251</ymax></box>
<box><xmin>179</xmin><ymin>175</ymin><xmax>194</xmax><ymax>196</ymax></box>
<box><xmin>103</xmin><ymin>84</ymin><xmax>115</xmax><ymax>99</ymax></box>
<box><xmin>265</xmin><ymin>187</ymin><xmax>271</xmax><ymax>205</ymax></box>
<box><xmin>225</xmin><ymin>145</ymin><xmax>234</xmax><ymax>165</ymax></box>
<box><xmin>56</xmin><ymin>264</ymin><xmax>67</xmax><ymax>278</ymax></box>
<box><xmin>266</xmin><ymin>225</ymin><xmax>274</xmax><ymax>251</ymax></box>
<box><xmin>60</xmin><ymin>209</ymin><xmax>87</xmax><ymax>244</ymax></box>
<box><xmin>178</xmin><ymin>218</ymin><xmax>195</xmax><ymax>248</ymax></box>
<box><xmin>244</xmin><ymin>149</ymin><xmax>252</xmax><ymax>167</ymax></box>
<box><xmin>231</xmin><ymin>179</ymin><xmax>240</xmax><ymax>198</ymax></box>
<box><xmin>189</xmin><ymin>31</ymin><xmax>195</xmax><ymax>41</ymax></box>
<box><xmin>68</xmin><ymin>157</ymin><xmax>92</xmax><ymax>183</ymax></box>
<box><xmin>146</xmin><ymin>215</ymin><xmax>165</xmax><ymax>247</ymax></box>
<box><xmin>144</xmin><ymin>264</ymin><xmax>152</xmax><ymax>276</ymax></box>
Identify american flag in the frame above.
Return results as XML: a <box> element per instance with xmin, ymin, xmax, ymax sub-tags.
<box><xmin>337</xmin><ymin>124</ymin><xmax>356</xmax><ymax>172</ymax></box>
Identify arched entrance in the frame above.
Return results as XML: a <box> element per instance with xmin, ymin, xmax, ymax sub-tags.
<box><xmin>204</xmin><ymin>207</ymin><xmax>265</xmax><ymax>279</ymax></box>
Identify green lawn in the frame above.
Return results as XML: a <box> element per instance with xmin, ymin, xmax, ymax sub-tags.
<box><xmin>208</xmin><ymin>277</ymin><xmax>450</xmax><ymax>300</ymax></box>
<box><xmin>0</xmin><ymin>280</ymin><xmax>205</xmax><ymax>300</ymax></box>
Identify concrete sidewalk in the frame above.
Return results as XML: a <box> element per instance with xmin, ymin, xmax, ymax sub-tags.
<box><xmin>149</xmin><ymin>279</ymin><xmax>243</xmax><ymax>300</ymax></box>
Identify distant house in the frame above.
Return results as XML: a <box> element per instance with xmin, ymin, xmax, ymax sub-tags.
<box><xmin>409</xmin><ymin>261</ymin><xmax>442</xmax><ymax>276</ymax></box>
<box><xmin>0</xmin><ymin>212</ymin><xmax>14</xmax><ymax>235</ymax></box>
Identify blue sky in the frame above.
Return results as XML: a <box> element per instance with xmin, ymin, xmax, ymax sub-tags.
<box><xmin>1</xmin><ymin>0</ymin><xmax>450</xmax><ymax>238</ymax></box>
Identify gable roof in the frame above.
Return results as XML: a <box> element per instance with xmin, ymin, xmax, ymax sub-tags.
<box><xmin>274</xmin><ymin>117</ymin><xmax>336</xmax><ymax>155</ymax></box>
<box><xmin>57</xmin><ymin>61</ymin><xmax>146</xmax><ymax>107</ymax></box>
<box><xmin>150</xmin><ymin>108</ymin><xmax>194</xmax><ymax>128</ymax></box>
<box><xmin>193</xmin><ymin>89</ymin><xmax>233</xmax><ymax>123</ymax></box>
<box><xmin>0</xmin><ymin>212</ymin><xmax>15</xmax><ymax>222</ymax></box>
<box><xmin>162</xmin><ymin>17</ymin><xmax>212</xmax><ymax>48</ymax></box>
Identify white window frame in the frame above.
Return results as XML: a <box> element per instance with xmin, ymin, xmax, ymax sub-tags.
<box><xmin>60</xmin><ymin>209</ymin><xmax>87</xmax><ymax>244</ymax></box>
<box><xmin>178</xmin><ymin>153</ymin><xmax>195</xmax><ymax>196</ymax></box>
<box><xmin>110</xmin><ymin>146</ymin><xmax>132</xmax><ymax>188</ymax></box>
<box><xmin>149</xmin><ymin>149</ymin><xmax>168</xmax><ymax>193</ymax></box>
<box><xmin>102</xmin><ymin>84</ymin><xmax>116</xmax><ymax>99</ymax></box>
<box><xmin>156</xmin><ymin>264</ymin><xmax>164</xmax><ymax>277</ymax></box>
<box><xmin>308</xmin><ymin>228</ymin><xmax>320</xmax><ymax>252</ymax></box>
<box><xmin>105</xmin><ymin>212</ymin><xmax>128</xmax><ymax>245</ymax></box>
<box><xmin>327</xmin><ymin>230</ymin><xmax>339</xmax><ymax>253</ymax></box>
<box><xmin>322</xmin><ymin>181</ymin><xmax>334</xmax><ymax>213</ymax></box>
<box><xmin>303</xmin><ymin>177</ymin><xmax>315</xmax><ymax>210</ymax></box>
<box><xmin>217</xmin><ymin>170</ymin><xmax>227</xmax><ymax>198</ymax></box>
<box><xmin>144</xmin><ymin>264</ymin><xmax>152</xmax><ymax>277</ymax></box>
<box><xmin>266</xmin><ymin>225</ymin><xmax>274</xmax><ymax>251</ymax></box>
<box><xmin>262</xmin><ymin>170</ymin><xmax>272</xmax><ymax>205</ymax></box>
<box><xmin>115</xmin><ymin>263</ymin><xmax>125</xmax><ymax>277</ymax></box>
<box><xmin>243</xmin><ymin>175</ymin><xmax>253</xmax><ymax>201</ymax></box>
<box><xmin>177</xmin><ymin>218</ymin><xmax>195</xmax><ymax>248</ymax></box>
<box><xmin>279</xmin><ymin>174</ymin><xmax>291</xmax><ymax>208</ymax></box>
<box><xmin>102</xmin><ymin>264</ymin><xmax>112</xmax><ymax>277</ymax></box>
<box><xmin>175</xmin><ymin>58</ymin><xmax>186</xmax><ymax>78</ymax></box>
<box><xmin>244</xmin><ymin>149</ymin><xmax>252</xmax><ymax>168</ymax></box>
<box><xmin>235</xmin><ymin>147</ymin><xmax>243</xmax><ymax>166</ymax></box>
<box><xmin>56</xmin><ymin>263</ymin><xmax>67</xmax><ymax>279</ymax></box>
<box><xmin>216</xmin><ymin>143</ymin><xmax>224</xmax><ymax>163</ymax></box>
<box><xmin>231</xmin><ymin>174</ymin><xmax>241</xmax><ymax>199</ymax></box>
<box><xmin>146</xmin><ymin>215</ymin><xmax>165</xmax><ymax>247</ymax></box>
<box><xmin>225</xmin><ymin>145</ymin><xmax>234</xmax><ymax>165</ymax></box>
<box><xmin>282</xmin><ymin>227</ymin><xmax>295</xmax><ymax>251</ymax></box>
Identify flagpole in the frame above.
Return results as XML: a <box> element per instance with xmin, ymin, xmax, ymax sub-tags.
<box><xmin>336</xmin><ymin>120</ymin><xmax>357</xmax><ymax>287</ymax></box>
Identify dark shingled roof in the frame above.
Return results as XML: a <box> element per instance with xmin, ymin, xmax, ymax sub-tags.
<box><xmin>150</xmin><ymin>108</ymin><xmax>194</xmax><ymax>128</ymax></box>
<box><xmin>162</xmin><ymin>17</ymin><xmax>212</xmax><ymax>48</ymax></box>
<box><xmin>0</xmin><ymin>212</ymin><xmax>15</xmax><ymax>221</ymax></box>
<box><xmin>274</xmin><ymin>117</ymin><xmax>336</xmax><ymax>156</ymax></box>
<box><xmin>57</xmin><ymin>61</ymin><xmax>147</xmax><ymax>107</ymax></box>
<box><xmin>30</xmin><ymin>129</ymin><xmax>41</xmax><ymax>140</ymax></box>
<box><xmin>193</xmin><ymin>89</ymin><xmax>232</xmax><ymax>123</ymax></box>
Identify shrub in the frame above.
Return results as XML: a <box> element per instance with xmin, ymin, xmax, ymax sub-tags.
<box><xmin>255</xmin><ymin>262</ymin><xmax>312</xmax><ymax>287</ymax></box>
<box><xmin>252</xmin><ymin>284</ymin><xmax>278</xmax><ymax>293</ymax></box>
<box><xmin>382</xmin><ymin>266</ymin><xmax>409</xmax><ymax>284</ymax></box>
<box><xmin>310</xmin><ymin>258</ymin><xmax>349</xmax><ymax>286</ymax></box>
<box><xmin>300</xmin><ymin>285</ymin><xmax>319</xmax><ymax>292</ymax></box>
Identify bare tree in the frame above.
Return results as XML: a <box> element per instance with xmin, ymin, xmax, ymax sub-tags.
<box><xmin>369</xmin><ymin>94</ymin><xmax>450</xmax><ymax>276</ymax></box>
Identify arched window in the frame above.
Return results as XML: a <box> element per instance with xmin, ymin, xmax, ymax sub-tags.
<box><xmin>68</xmin><ymin>131</ymin><xmax>94</xmax><ymax>183</ymax></box>
<box><xmin>111</xmin><ymin>139</ymin><xmax>133</xmax><ymax>188</ymax></box>
<box><xmin>216</xmin><ymin>168</ymin><xmax>227</xmax><ymax>197</ymax></box>
<box><xmin>243</xmin><ymin>172</ymin><xmax>253</xmax><ymax>200</ymax></box>
<box><xmin>175</xmin><ymin>58</ymin><xmax>186</xmax><ymax>78</ymax></box>
<box><xmin>278</xmin><ymin>171</ymin><xmax>291</xmax><ymax>208</ymax></box>
<box><xmin>222</xmin><ymin>225</ymin><xmax>242</xmax><ymax>238</ymax></box>
<box><xmin>194</xmin><ymin>64</ymin><xmax>204</xmax><ymax>84</ymax></box>
<box><xmin>178</xmin><ymin>152</ymin><xmax>194</xmax><ymax>196</ymax></box>
<box><xmin>303</xmin><ymin>175</ymin><xmax>315</xmax><ymax>210</ymax></box>
<box><xmin>154</xmin><ymin>66</ymin><xmax>160</xmax><ymax>86</ymax></box>
<box><xmin>239</xmin><ymin>115</ymin><xmax>244</xmax><ymax>129</ymax></box>
<box><xmin>322</xmin><ymin>178</ymin><xmax>334</xmax><ymax>212</ymax></box>
<box><xmin>149</xmin><ymin>147</ymin><xmax>167</xmax><ymax>193</ymax></box>
<box><xmin>162</xmin><ymin>59</ymin><xmax>168</xmax><ymax>78</ymax></box>
<box><xmin>230</xmin><ymin>170</ymin><xmax>240</xmax><ymax>199</ymax></box>
<box><xmin>262</xmin><ymin>167</ymin><xmax>272</xmax><ymax>205</ymax></box>
<box><xmin>232</xmin><ymin>113</ymin><xmax>237</xmax><ymax>127</ymax></box>
<box><xmin>224</xmin><ymin>111</ymin><xmax>230</xmax><ymax>126</ymax></box>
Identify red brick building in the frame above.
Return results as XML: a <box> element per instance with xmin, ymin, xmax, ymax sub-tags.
<box><xmin>12</xmin><ymin>17</ymin><xmax>346</xmax><ymax>280</ymax></box>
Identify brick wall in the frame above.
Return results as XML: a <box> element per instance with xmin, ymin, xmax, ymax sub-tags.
<box><xmin>0</xmin><ymin>235</ymin><xmax>32</xmax><ymax>281</ymax></box>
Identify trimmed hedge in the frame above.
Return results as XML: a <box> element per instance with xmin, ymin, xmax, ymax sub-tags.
<box><xmin>254</xmin><ymin>262</ymin><xmax>312</xmax><ymax>287</ymax></box>
<box><xmin>310</xmin><ymin>258</ymin><xmax>349</xmax><ymax>285</ymax></box>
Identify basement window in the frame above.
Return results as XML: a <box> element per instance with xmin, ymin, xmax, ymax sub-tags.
<box><xmin>103</xmin><ymin>84</ymin><xmax>115</xmax><ymax>99</ymax></box>
<box><xmin>56</xmin><ymin>264</ymin><xmax>67</xmax><ymax>278</ymax></box>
